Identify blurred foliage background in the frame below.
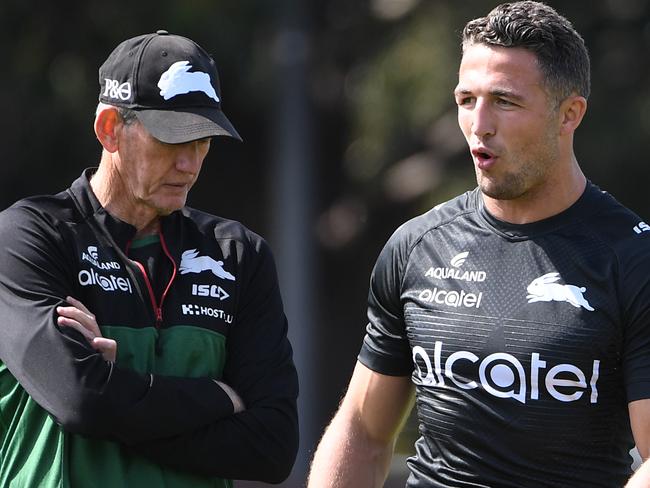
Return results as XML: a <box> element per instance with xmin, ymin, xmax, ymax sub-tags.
<box><xmin>2</xmin><ymin>0</ymin><xmax>650</xmax><ymax>486</ymax></box>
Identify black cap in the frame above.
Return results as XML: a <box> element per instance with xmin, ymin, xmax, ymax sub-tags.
<box><xmin>98</xmin><ymin>30</ymin><xmax>241</xmax><ymax>143</ymax></box>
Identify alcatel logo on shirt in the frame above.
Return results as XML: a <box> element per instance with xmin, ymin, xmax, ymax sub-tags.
<box><xmin>412</xmin><ymin>342</ymin><xmax>600</xmax><ymax>404</ymax></box>
<box><xmin>78</xmin><ymin>268</ymin><xmax>133</xmax><ymax>294</ymax></box>
<box><xmin>418</xmin><ymin>287</ymin><xmax>483</xmax><ymax>309</ymax></box>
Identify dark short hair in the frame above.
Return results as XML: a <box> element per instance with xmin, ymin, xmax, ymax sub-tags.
<box><xmin>462</xmin><ymin>1</ymin><xmax>590</xmax><ymax>102</ymax></box>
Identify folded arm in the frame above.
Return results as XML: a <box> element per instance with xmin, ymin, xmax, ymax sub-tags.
<box><xmin>127</xmin><ymin>237</ymin><xmax>299</xmax><ymax>482</ymax></box>
<box><xmin>0</xmin><ymin>206</ymin><xmax>235</xmax><ymax>444</ymax></box>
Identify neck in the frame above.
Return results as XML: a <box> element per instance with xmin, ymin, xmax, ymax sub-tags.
<box><xmin>91</xmin><ymin>152</ymin><xmax>161</xmax><ymax>238</ymax></box>
<box><xmin>482</xmin><ymin>155</ymin><xmax>587</xmax><ymax>224</ymax></box>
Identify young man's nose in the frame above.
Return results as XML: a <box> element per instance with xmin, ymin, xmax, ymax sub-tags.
<box><xmin>471</xmin><ymin>99</ymin><xmax>496</xmax><ymax>138</ymax></box>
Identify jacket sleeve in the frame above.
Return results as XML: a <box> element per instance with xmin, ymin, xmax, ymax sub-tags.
<box><xmin>0</xmin><ymin>205</ymin><xmax>236</xmax><ymax>444</ymax></box>
<box><xmin>129</xmin><ymin>236</ymin><xmax>299</xmax><ymax>483</ymax></box>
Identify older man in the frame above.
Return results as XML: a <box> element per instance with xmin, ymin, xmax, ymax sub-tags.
<box><xmin>0</xmin><ymin>31</ymin><xmax>298</xmax><ymax>487</ymax></box>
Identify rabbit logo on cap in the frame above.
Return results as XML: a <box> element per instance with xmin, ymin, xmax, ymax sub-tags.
<box><xmin>526</xmin><ymin>272</ymin><xmax>594</xmax><ymax>311</ymax></box>
<box><xmin>158</xmin><ymin>61</ymin><xmax>220</xmax><ymax>102</ymax></box>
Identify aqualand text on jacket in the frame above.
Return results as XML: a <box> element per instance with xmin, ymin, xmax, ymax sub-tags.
<box><xmin>0</xmin><ymin>169</ymin><xmax>299</xmax><ymax>487</ymax></box>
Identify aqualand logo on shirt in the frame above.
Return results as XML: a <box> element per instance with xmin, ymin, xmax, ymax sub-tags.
<box><xmin>81</xmin><ymin>245</ymin><xmax>121</xmax><ymax>270</ymax></box>
<box><xmin>78</xmin><ymin>245</ymin><xmax>132</xmax><ymax>293</ymax></box>
<box><xmin>424</xmin><ymin>251</ymin><xmax>487</xmax><ymax>283</ymax></box>
<box><xmin>412</xmin><ymin>341</ymin><xmax>600</xmax><ymax>404</ymax></box>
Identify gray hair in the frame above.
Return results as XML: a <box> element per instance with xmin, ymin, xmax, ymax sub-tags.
<box><xmin>95</xmin><ymin>102</ymin><xmax>139</xmax><ymax>125</ymax></box>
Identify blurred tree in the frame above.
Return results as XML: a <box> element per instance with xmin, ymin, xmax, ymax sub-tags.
<box><xmin>2</xmin><ymin>1</ymin><xmax>650</xmax><ymax>486</ymax></box>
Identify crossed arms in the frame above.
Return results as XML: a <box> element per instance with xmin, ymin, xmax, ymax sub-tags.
<box><xmin>0</xmin><ymin>204</ymin><xmax>298</xmax><ymax>482</ymax></box>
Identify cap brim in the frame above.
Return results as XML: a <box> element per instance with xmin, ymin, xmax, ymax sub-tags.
<box><xmin>135</xmin><ymin>107</ymin><xmax>242</xmax><ymax>144</ymax></box>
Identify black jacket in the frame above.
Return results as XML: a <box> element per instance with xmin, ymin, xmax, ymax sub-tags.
<box><xmin>0</xmin><ymin>169</ymin><xmax>298</xmax><ymax>485</ymax></box>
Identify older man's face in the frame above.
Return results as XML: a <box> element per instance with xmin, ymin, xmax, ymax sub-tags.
<box><xmin>115</xmin><ymin>120</ymin><xmax>211</xmax><ymax>218</ymax></box>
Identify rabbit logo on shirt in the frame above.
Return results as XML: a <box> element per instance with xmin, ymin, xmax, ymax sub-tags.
<box><xmin>526</xmin><ymin>272</ymin><xmax>594</xmax><ymax>311</ymax></box>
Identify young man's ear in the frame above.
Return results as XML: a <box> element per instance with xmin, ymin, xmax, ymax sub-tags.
<box><xmin>558</xmin><ymin>95</ymin><xmax>587</xmax><ymax>136</ymax></box>
<box><xmin>94</xmin><ymin>106</ymin><xmax>122</xmax><ymax>153</ymax></box>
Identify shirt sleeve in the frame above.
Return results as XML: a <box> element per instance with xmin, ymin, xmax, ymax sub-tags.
<box><xmin>129</xmin><ymin>236</ymin><xmax>299</xmax><ymax>483</ymax></box>
<box><xmin>0</xmin><ymin>205</ymin><xmax>235</xmax><ymax>444</ymax></box>
<box><xmin>619</xmin><ymin>235</ymin><xmax>650</xmax><ymax>402</ymax></box>
<box><xmin>357</xmin><ymin>225</ymin><xmax>414</xmax><ymax>376</ymax></box>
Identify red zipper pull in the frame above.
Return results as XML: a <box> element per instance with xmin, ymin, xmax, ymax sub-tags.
<box><xmin>155</xmin><ymin>308</ymin><xmax>163</xmax><ymax>356</ymax></box>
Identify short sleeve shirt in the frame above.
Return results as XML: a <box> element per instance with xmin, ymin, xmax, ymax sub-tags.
<box><xmin>359</xmin><ymin>182</ymin><xmax>650</xmax><ymax>488</ymax></box>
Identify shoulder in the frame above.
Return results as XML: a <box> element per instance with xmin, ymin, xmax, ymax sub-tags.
<box><xmin>183</xmin><ymin>207</ymin><xmax>263</xmax><ymax>241</ymax></box>
<box><xmin>372</xmin><ymin>189</ymin><xmax>477</xmax><ymax>279</ymax></box>
<box><xmin>579</xmin><ymin>185</ymin><xmax>650</xmax><ymax>251</ymax></box>
<box><xmin>578</xmin><ymin>185</ymin><xmax>650</xmax><ymax>291</ymax></box>
<box><xmin>0</xmin><ymin>191</ymin><xmax>78</xmax><ymax>276</ymax></box>
<box><xmin>386</xmin><ymin>189</ymin><xmax>478</xmax><ymax>253</ymax></box>
<box><xmin>180</xmin><ymin>207</ymin><xmax>272</xmax><ymax>262</ymax></box>
<box><xmin>0</xmin><ymin>189</ymin><xmax>78</xmax><ymax>233</ymax></box>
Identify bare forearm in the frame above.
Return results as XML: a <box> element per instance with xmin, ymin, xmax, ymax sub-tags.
<box><xmin>626</xmin><ymin>459</ymin><xmax>650</xmax><ymax>488</ymax></box>
<box><xmin>309</xmin><ymin>363</ymin><xmax>414</xmax><ymax>487</ymax></box>
<box><xmin>308</xmin><ymin>413</ymin><xmax>394</xmax><ymax>488</ymax></box>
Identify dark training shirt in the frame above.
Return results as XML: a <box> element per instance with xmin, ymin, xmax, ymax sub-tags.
<box><xmin>360</xmin><ymin>182</ymin><xmax>650</xmax><ymax>488</ymax></box>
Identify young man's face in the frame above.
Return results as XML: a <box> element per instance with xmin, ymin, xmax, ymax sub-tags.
<box><xmin>116</xmin><ymin>120</ymin><xmax>211</xmax><ymax>217</ymax></box>
<box><xmin>455</xmin><ymin>43</ymin><xmax>561</xmax><ymax>202</ymax></box>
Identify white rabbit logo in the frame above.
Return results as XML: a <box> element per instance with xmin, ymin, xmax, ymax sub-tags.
<box><xmin>158</xmin><ymin>61</ymin><xmax>220</xmax><ymax>102</ymax></box>
<box><xmin>179</xmin><ymin>249</ymin><xmax>235</xmax><ymax>281</ymax></box>
<box><xmin>526</xmin><ymin>272</ymin><xmax>594</xmax><ymax>311</ymax></box>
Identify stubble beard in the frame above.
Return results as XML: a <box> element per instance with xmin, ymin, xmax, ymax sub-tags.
<box><xmin>477</xmin><ymin>125</ymin><xmax>560</xmax><ymax>202</ymax></box>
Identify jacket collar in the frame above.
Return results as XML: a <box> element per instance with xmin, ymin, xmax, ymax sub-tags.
<box><xmin>68</xmin><ymin>168</ymin><xmax>185</xmax><ymax>254</ymax></box>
